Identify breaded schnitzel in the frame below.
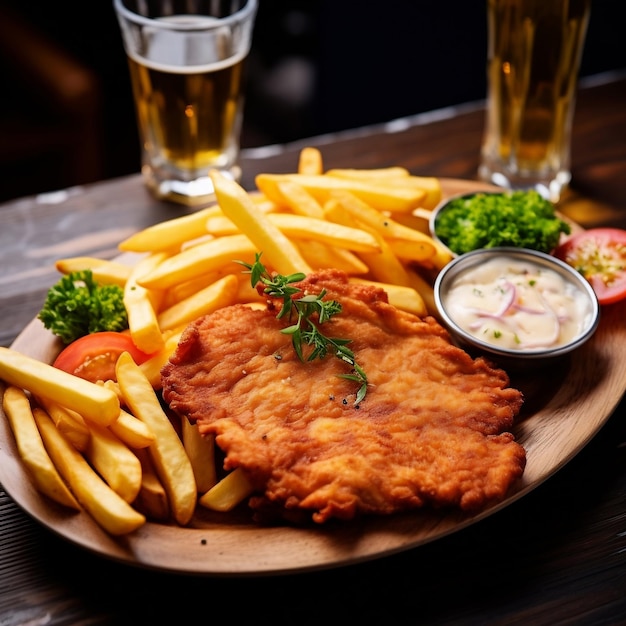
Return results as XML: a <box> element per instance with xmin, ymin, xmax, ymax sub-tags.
<box><xmin>161</xmin><ymin>269</ymin><xmax>525</xmax><ymax>524</ymax></box>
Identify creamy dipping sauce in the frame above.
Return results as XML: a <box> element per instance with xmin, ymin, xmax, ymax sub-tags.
<box><xmin>442</xmin><ymin>257</ymin><xmax>594</xmax><ymax>350</ymax></box>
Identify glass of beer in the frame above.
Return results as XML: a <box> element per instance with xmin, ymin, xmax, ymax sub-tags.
<box><xmin>478</xmin><ymin>0</ymin><xmax>591</xmax><ymax>203</ymax></box>
<box><xmin>113</xmin><ymin>0</ymin><xmax>257</xmax><ymax>207</ymax></box>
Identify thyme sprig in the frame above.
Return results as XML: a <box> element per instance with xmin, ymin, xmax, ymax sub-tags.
<box><xmin>238</xmin><ymin>254</ymin><xmax>368</xmax><ymax>403</ymax></box>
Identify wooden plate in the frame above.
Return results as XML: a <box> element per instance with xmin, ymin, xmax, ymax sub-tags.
<box><xmin>1</xmin><ymin>178</ymin><xmax>625</xmax><ymax>575</ymax></box>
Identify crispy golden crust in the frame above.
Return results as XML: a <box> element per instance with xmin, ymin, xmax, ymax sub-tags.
<box><xmin>162</xmin><ymin>269</ymin><xmax>525</xmax><ymax>523</ymax></box>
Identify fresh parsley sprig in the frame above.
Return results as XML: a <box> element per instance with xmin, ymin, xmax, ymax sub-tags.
<box><xmin>238</xmin><ymin>254</ymin><xmax>368</xmax><ymax>403</ymax></box>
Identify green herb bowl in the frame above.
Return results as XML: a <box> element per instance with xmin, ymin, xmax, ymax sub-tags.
<box><xmin>433</xmin><ymin>247</ymin><xmax>600</xmax><ymax>370</ymax></box>
<box><xmin>429</xmin><ymin>190</ymin><xmax>572</xmax><ymax>258</ymax></box>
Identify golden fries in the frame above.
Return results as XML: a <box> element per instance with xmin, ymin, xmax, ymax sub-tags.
<box><xmin>181</xmin><ymin>418</ymin><xmax>217</xmax><ymax>493</ymax></box>
<box><xmin>138</xmin><ymin>330</ymin><xmax>183</xmax><ymax>390</ymax></box>
<box><xmin>349</xmin><ymin>278</ymin><xmax>427</xmax><ymax>317</ymax></box>
<box><xmin>326</xmin><ymin>168</ymin><xmax>442</xmax><ymax>210</ymax></box>
<box><xmin>33</xmin><ymin>408</ymin><xmax>146</xmax><ymax>535</ymax></box>
<box><xmin>84</xmin><ymin>422</ymin><xmax>142</xmax><ymax>503</ymax></box>
<box><xmin>2</xmin><ymin>384</ymin><xmax>80</xmax><ymax>509</ymax></box>
<box><xmin>210</xmin><ymin>169</ymin><xmax>313</xmax><ymax>275</ymax></box>
<box><xmin>329</xmin><ymin>189</ymin><xmax>437</xmax><ymax>261</ymax></box>
<box><xmin>118</xmin><ymin>204</ymin><xmax>221</xmax><ymax>253</ymax></box>
<box><xmin>198</xmin><ymin>468</ymin><xmax>254</xmax><ymax>512</ymax></box>
<box><xmin>137</xmin><ymin>233</ymin><xmax>256</xmax><ymax>291</ymax></box>
<box><xmin>116</xmin><ymin>351</ymin><xmax>196</xmax><ymax>526</ymax></box>
<box><xmin>133</xmin><ymin>447</ymin><xmax>170</xmax><ymax>521</ymax></box>
<box><xmin>298</xmin><ymin>146</ymin><xmax>323</xmax><ymax>175</ymax></box>
<box><xmin>124</xmin><ymin>252</ymin><xmax>167</xmax><ymax>354</ymax></box>
<box><xmin>109</xmin><ymin>407</ymin><xmax>155</xmax><ymax>449</ymax></box>
<box><xmin>255</xmin><ymin>173</ymin><xmax>427</xmax><ymax>213</ymax></box>
<box><xmin>35</xmin><ymin>396</ymin><xmax>90</xmax><ymax>452</ymax></box>
<box><xmin>275</xmin><ymin>181</ymin><xmax>325</xmax><ymax>218</ymax></box>
<box><xmin>157</xmin><ymin>274</ymin><xmax>239</xmax><ymax>332</ymax></box>
<box><xmin>0</xmin><ymin>347</ymin><xmax>120</xmax><ymax>427</ymax></box>
<box><xmin>55</xmin><ymin>257</ymin><xmax>132</xmax><ymax>287</ymax></box>
<box><xmin>325</xmin><ymin>166</ymin><xmax>411</xmax><ymax>180</ymax></box>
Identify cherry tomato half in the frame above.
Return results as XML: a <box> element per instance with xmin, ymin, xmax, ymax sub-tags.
<box><xmin>53</xmin><ymin>331</ymin><xmax>154</xmax><ymax>383</ymax></box>
<box><xmin>553</xmin><ymin>228</ymin><xmax>626</xmax><ymax>305</ymax></box>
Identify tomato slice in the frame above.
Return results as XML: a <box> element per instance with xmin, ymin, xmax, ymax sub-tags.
<box><xmin>553</xmin><ymin>228</ymin><xmax>626</xmax><ymax>305</ymax></box>
<box><xmin>53</xmin><ymin>331</ymin><xmax>154</xmax><ymax>383</ymax></box>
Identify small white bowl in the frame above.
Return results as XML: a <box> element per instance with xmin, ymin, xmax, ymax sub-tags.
<box><xmin>434</xmin><ymin>247</ymin><xmax>600</xmax><ymax>369</ymax></box>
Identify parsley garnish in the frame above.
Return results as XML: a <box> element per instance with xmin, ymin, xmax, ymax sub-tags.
<box><xmin>238</xmin><ymin>254</ymin><xmax>368</xmax><ymax>403</ymax></box>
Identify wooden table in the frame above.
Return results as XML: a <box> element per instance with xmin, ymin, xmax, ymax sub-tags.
<box><xmin>1</xmin><ymin>71</ymin><xmax>625</xmax><ymax>624</ymax></box>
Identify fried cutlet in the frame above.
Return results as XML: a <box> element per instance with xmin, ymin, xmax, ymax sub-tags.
<box><xmin>161</xmin><ymin>269</ymin><xmax>526</xmax><ymax>524</ymax></box>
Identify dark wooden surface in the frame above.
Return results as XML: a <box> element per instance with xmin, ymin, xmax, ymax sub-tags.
<box><xmin>1</xmin><ymin>71</ymin><xmax>625</xmax><ymax>625</ymax></box>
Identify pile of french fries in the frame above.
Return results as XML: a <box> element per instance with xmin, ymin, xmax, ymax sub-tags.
<box><xmin>0</xmin><ymin>147</ymin><xmax>452</xmax><ymax>535</ymax></box>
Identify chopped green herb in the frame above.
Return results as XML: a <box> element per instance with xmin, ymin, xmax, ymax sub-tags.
<box><xmin>435</xmin><ymin>190</ymin><xmax>571</xmax><ymax>255</ymax></box>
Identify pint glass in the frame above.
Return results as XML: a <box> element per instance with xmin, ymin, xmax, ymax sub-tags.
<box><xmin>478</xmin><ymin>0</ymin><xmax>591</xmax><ymax>202</ymax></box>
<box><xmin>113</xmin><ymin>0</ymin><xmax>257</xmax><ymax>207</ymax></box>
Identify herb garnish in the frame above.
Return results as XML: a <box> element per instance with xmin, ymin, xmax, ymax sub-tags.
<box><xmin>38</xmin><ymin>270</ymin><xmax>128</xmax><ymax>344</ymax></box>
<box><xmin>238</xmin><ymin>254</ymin><xmax>368</xmax><ymax>403</ymax></box>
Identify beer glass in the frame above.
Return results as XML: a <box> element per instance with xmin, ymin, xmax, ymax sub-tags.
<box><xmin>113</xmin><ymin>0</ymin><xmax>257</xmax><ymax>207</ymax></box>
<box><xmin>478</xmin><ymin>0</ymin><xmax>591</xmax><ymax>203</ymax></box>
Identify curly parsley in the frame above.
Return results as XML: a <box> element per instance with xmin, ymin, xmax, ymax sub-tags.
<box><xmin>38</xmin><ymin>270</ymin><xmax>128</xmax><ymax>344</ymax></box>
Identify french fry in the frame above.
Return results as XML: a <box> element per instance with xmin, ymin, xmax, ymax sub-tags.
<box><xmin>55</xmin><ymin>257</ymin><xmax>132</xmax><ymax>287</ymax></box>
<box><xmin>358</xmin><ymin>237</ymin><xmax>413</xmax><ymax>287</ymax></box>
<box><xmin>386</xmin><ymin>239</ymin><xmax>453</xmax><ymax>269</ymax></box>
<box><xmin>324</xmin><ymin>199</ymin><xmax>413</xmax><ymax>286</ymax></box>
<box><xmin>391</xmin><ymin>209</ymin><xmax>431</xmax><ymax>234</ymax></box>
<box><xmin>204</xmin><ymin>214</ymin><xmax>239</xmax><ymax>237</ymax></box>
<box><xmin>326</xmin><ymin>169</ymin><xmax>442</xmax><ymax>210</ymax></box>
<box><xmin>109</xmin><ymin>407</ymin><xmax>155</xmax><ymax>449</ymax></box>
<box><xmin>116</xmin><ymin>351</ymin><xmax>196</xmax><ymax>526</ymax></box>
<box><xmin>137</xmin><ymin>233</ymin><xmax>257</xmax><ymax>291</ymax></box>
<box><xmin>235</xmin><ymin>273</ymin><xmax>266</xmax><ymax>304</ymax></box>
<box><xmin>406</xmin><ymin>269</ymin><xmax>437</xmax><ymax>317</ymax></box>
<box><xmin>206</xmin><ymin>212</ymin><xmax>381</xmax><ymax>253</ymax></box>
<box><xmin>198</xmin><ymin>468</ymin><xmax>253</xmax><ymax>512</ymax></box>
<box><xmin>181</xmin><ymin>418</ymin><xmax>217</xmax><ymax>493</ymax></box>
<box><xmin>297</xmin><ymin>146</ymin><xmax>323</xmax><ymax>175</ymax></box>
<box><xmin>133</xmin><ymin>447</ymin><xmax>170</xmax><ymax>521</ymax></box>
<box><xmin>138</xmin><ymin>331</ymin><xmax>183</xmax><ymax>390</ymax></box>
<box><xmin>210</xmin><ymin>170</ymin><xmax>314</xmax><ymax>275</ymax></box>
<box><xmin>0</xmin><ymin>347</ymin><xmax>120</xmax><ymax>427</ymax></box>
<box><xmin>391</xmin><ymin>211</ymin><xmax>453</xmax><ymax>269</ymax></box>
<box><xmin>2</xmin><ymin>385</ymin><xmax>80</xmax><ymax>510</ymax></box>
<box><xmin>35</xmin><ymin>396</ymin><xmax>90</xmax><ymax>452</ymax></box>
<box><xmin>118</xmin><ymin>204</ymin><xmax>221</xmax><ymax>253</ymax></box>
<box><xmin>349</xmin><ymin>278</ymin><xmax>427</xmax><ymax>317</ymax></box>
<box><xmin>84</xmin><ymin>422</ymin><xmax>143</xmax><ymax>503</ymax></box>
<box><xmin>268</xmin><ymin>213</ymin><xmax>380</xmax><ymax>253</ymax></box>
<box><xmin>157</xmin><ymin>274</ymin><xmax>239</xmax><ymax>332</ymax></box>
<box><xmin>33</xmin><ymin>408</ymin><xmax>146</xmax><ymax>535</ymax></box>
<box><xmin>255</xmin><ymin>173</ymin><xmax>427</xmax><ymax>213</ymax></box>
<box><xmin>325</xmin><ymin>166</ymin><xmax>411</xmax><ymax>180</ymax></box>
<box><xmin>98</xmin><ymin>379</ymin><xmax>123</xmax><ymax>402</ymax></box>
<box><xmin>275</xmin><ymin>181</ymin><xmax>325</xmax><ymax>218</ymax></box>
<box><xmin>162</xmin><ymin>267</ymin><xmax>234</xmax><ymax>307</ymax></box>
<box><xmin>383</xmin><ymin>175</ymin><xmax>442</xmax><ymax>210</ymax></box>
<box><xmin>329</xmin><ymin>189</ymin><xmax>437</xmax><ymax>261</ymax></box>
<box><xmin>296</xmin><ymin>239</ymin><xmax>369</xmax><ymax>275</ymax></box>
<box><xmin>124</xmin><ymin>252</ymin><xmax>167</xmax><ymax>354</ymax></box>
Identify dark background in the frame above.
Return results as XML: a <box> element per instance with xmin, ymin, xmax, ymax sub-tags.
<box><xmin>0</xmin><ymin>0</ymin><xmax>624</xmax><ymax>203</ymax></box>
